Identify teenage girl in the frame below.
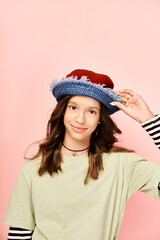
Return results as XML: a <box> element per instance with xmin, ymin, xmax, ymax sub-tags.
<box><xmin>3</xmin><ymin>69</ymin><xmax>160</xmax><ymax>240</ymax></box>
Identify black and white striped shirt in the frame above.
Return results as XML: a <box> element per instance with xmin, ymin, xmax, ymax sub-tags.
<box><xmin>7</xmin><ymin>114</ymin><xmax>160</xmax><ymax>240</ymax></box>
<box><xmin>8</xmin><ymin>227</ymin><xmax>33</xmax><ymax>239</ymax></box>
<box><xmin>141</xmin><ymin>114</ymin><xmax>160</xmax><ymax>149</ymax></box>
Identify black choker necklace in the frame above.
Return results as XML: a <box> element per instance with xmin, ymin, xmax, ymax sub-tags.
<box><xmin>62</xmin><ymin>143</ymin><xmax>90</xmax><ymax>152</ymax></box>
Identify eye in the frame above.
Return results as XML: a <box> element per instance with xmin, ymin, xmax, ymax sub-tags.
<box><xmin>89</xmin><ymin>110</ymin><xmax>96</xmax><ymax>115</ymax></box>
<box><xmin>69</xmin><ymin>105</ymin><xmax>77</xmax><ymax>110</ymax></box>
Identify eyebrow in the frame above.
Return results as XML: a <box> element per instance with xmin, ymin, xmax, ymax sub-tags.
<box><xmin>68</xmin><ymin>101</ymin><xmax>100</xmax><ymax>111</ymax></box>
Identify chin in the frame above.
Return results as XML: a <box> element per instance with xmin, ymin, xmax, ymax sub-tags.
<box><xmin>67</xmin><ymin>130</ymin><xmax>91</xmax><ymax>142</ymax></box>
<box><xmin>72</xmin><ymin>133</ymin><xmax>90</xmax><ymax>142</ymax></box>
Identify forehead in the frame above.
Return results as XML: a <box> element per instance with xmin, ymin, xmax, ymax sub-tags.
<box><xmin>69</xmin><ymin>95</ymin><xmax>100</xmax><ymax>107</ymax></box>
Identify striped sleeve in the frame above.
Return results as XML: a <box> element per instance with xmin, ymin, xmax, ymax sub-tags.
<box><xmin>141</xmin><ymin>114</ymin><xmax>160</xmax><ymax>149</ymax></box>
<box><xmin>8</xmin><ymin>226</ymin><xmax>33</xmax><ymax>240</ymax></box>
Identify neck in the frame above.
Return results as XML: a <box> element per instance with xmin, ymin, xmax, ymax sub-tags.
<box><xmin>61</xmin><ymin>136</ymin><xmax>90</xmax><ymax>156</ymax></box>
<box><xmin>63</xmin><ymin>143</ymin><xmax>90</xmax><ymax>151</ymax></box>
<box><xmin>61</xmin><ymin>146</ymin><xmax>89</xmax><ymax>156</ymax></box>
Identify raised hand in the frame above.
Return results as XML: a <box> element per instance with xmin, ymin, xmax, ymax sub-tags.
<box><xmin>111</xmin><ymin>89</ymin><xmax>155</xmax><ymax>124</ymax></box>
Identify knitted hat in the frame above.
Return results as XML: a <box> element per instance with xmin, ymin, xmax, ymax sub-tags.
<box><xmin>50</xmin><ymin>69</ymin><xmax>123</xmax><ymax>114</ymax></box>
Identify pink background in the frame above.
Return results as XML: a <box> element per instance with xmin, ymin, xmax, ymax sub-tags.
<box><xmin>1</xmin><ymin>0</ymin><xmax>160</xmax><ymax>239</ymax></box>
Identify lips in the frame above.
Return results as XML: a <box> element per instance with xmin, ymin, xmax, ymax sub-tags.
<box><xmin>70</xmin><ymin>124</ymin><xmax>88</xmax><ymax>132</ymax></box>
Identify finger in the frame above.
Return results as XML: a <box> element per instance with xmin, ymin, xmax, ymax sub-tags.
<box><xmin>117</xmin><ymin>93</ymin><xmax>132</xmax><ymax>99</ymax></box>
<box><xmin>110</xmin><ymin>101</ymin><xmax>127</xmax><ymax>112</ymax></box>
<box><xmin>120</xmin><ymin>97</ymin><xmax>128</xmax><ymax>103</ymax></box>
<box><xmin>118</xmin><ymin>89</ymin><xmax>137</xmax><ymax>97</ymax></box>
<box><xmin>125</xmin><ymin>95</ymin><xmax>139</xmax><ymax>105</ymax></box>
<box><xmin>115</xmin><ymin>90</ymin><xmax>134</xmax><ymax>99</ymax></box>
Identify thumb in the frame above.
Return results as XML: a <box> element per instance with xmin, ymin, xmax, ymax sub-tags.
<box><xmin>110</xmin><ymin>101</ymin><xmax>126</xmax><ymax>112</ymax></box>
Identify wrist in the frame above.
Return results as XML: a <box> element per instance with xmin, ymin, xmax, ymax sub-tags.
<box><xmin>138</xmin><ymin>112</ymin><xmax>155</xmax><ymax>124</ymax></box>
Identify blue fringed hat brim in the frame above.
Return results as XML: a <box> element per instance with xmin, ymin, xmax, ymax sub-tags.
<box><xmin>50</xmin><ymin>76</ymin><xmax>123</xmax><ymax>115</ymax></box>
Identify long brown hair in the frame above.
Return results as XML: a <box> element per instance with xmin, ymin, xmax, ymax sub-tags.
<box><xmin>24</xmin><ymin>95</ymin><xmax>134</xmax><ymax>184</ymax></box>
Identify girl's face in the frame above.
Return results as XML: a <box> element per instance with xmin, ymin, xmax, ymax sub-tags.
<box><xmin>63</xmin><ymin>95</ymin><xmax>101</xmax><ymax>143</ymax></box>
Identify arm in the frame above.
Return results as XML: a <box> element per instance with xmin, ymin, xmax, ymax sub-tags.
<box><xmin>141</xmin><ymin>114</ymin><xmax>160</xmax><ymax>149</ymax></box>
<box><xmin>124</xmin><ymin>152</ymin><xmax>160</xmax><ymax>200</ymax></box>
<box><xmin>3</xmin><ymin>163</ymin><xmax>35</xmax><ymax>232</ymax></box>
<box><xmin>111</xmin><ymin>89</ymin><xmax>160</xmax><ymax>148</ymax></box>
<box><xmin>8</xmin><ymin>226</ymin><xmax>33</xmax><ymax>240</ymax></box>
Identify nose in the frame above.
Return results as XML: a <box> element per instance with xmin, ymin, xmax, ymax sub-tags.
<box><xmin>76</xmin><ymin>111</ymin><xmax>86</xmax><ymax>124</ymax></box>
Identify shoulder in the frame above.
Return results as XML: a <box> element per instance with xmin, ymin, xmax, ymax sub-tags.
<box><xmin>19</xmin><ymin>156</ymin><xmax>42</xmax><ymax>180</ymax></box>
<box><xmin>102</xmin><ymin>151</ymin><xmax>141</xmax><ymax>159</ymax></box>
<box><xmin>102</xmin><ymin>151</ymin><xmax>145</xmax><ymax>166</ymax></box>
<box><xmin>102</xmin><ymin>151</ymin><xmax>148</xmax><ymax>179</ymax></box>
<box><xmin>21</xmin><ymin>156</ymin><xmax>41</xmax><ymax>170</ymax></box>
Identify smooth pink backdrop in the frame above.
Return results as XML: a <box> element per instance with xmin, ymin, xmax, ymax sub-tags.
<box><xmin>1</xmin><ymin>0</ymin><xmax>160</xmax><ymax>239</ymax></box>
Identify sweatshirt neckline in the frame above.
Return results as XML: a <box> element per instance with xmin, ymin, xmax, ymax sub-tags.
<box><xmin>61</xmin><ymin>152</ymin><xmax>88</xmax><ymax>162</ymax></box>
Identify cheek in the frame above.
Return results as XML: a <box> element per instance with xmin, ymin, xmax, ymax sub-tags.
<box><xmin>63</xmin><ymin>113</ymin><xmax>68</xmax><ymax>128</ymax></box>
<box><xmin>64</xmin><ymin>109</ymin><xmax>69</xmax><ymax>122</ymax></box>
<box><xmin>89</xmin><ymin>117</ymin><xmax>100</xmax><ymax>130</ymax></box>
<box><xmin>64</xmin><ymin>110</ymin><xmax>73</xmax><ymax>125</ymax></box>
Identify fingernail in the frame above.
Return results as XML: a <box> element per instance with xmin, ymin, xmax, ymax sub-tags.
<box><xmin>110</xmin><ymin>102</ymin><xmax>115</xmax><ymax>106</ymax></box>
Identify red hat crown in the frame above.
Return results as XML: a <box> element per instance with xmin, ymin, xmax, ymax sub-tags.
<box><xmin>66</xmin><ymin>69</ymin><xmax>114</xmax><ymax>89</ymax></box>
